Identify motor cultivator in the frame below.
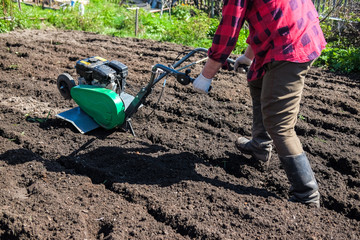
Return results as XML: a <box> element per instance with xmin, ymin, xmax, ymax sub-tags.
<box><xmin>56</xmin><ymin>48</ymin><xmax>235</xmax><ymax>135</ymax></box>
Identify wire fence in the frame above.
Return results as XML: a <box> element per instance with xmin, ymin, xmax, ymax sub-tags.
<box><xmin>176</xmin><ymin>0</ymin><xmax>358</xmax><ymax>20</ymax></box>
<box><xmin>312</xmin><ymin>0</ymin><xmax>358</xmax><ymax>20</ymax></box>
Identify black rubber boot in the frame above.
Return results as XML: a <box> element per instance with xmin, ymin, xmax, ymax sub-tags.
<box><xmin>235</xmin><ymin>96</ymin><xmax>272</xmax><ymax>162</ymax></box>
<box><xmin>279</xmin><ymin>152</ymin><xmax>320</xmax><ymax>208</ymax></box>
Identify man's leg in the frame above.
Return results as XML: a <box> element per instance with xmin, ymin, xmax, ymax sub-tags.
<box><xmin>235</xmin><ymin>77</ymin><xmax>273</xmax><ymax>162</ymax></box>
<box><xmin>261</xmin><ymin>61</ymin><xmax>320</xmax><ymax>207</ymax></box>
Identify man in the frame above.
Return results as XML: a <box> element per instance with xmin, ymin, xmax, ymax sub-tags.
<box><xmin>193</xmin><ymin>0</ymin><xmax>326</xmax><ymax>207</ymax></box>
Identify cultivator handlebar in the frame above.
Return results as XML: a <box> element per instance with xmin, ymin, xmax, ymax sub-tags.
<box><xmin>124</xmin><ymin>47</ymin><xmax>208</xmax><ymax>121</ymax></box>
<box><xmin>124</xmin><ymin>47</ymin><xmax>237</xmax><ymax>119</ymax></box>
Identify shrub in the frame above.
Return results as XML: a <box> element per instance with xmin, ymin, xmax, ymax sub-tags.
<box><xmin>316</xmin><ymin>47</ymin><xmax>360</xmax><ymax>73</ymax></box>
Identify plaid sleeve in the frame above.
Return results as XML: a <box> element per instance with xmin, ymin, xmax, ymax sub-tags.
<box><xmin>208</xmin><ymin>0</ymin><xmax>248</xmax><ymax>63</ymax></box>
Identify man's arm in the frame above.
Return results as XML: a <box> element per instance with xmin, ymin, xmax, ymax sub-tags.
<box><xmin>207</xmin><ymin>0</ymin><xmax>249</xmax><ymax>63</ymax></box>
<box><xmin>193</xmin><ymin>0</ymin><xmax>249</xmax><ymax>93</ymax></box>
<box><xmin>201</xmin><ymin>58</ymin><xmax>223</xmax><ymax>79</ymax></box>
<box><xmin>244</xmin><ymin>45</ymin><xmax>254</xmax><ymax>60</ymax></box>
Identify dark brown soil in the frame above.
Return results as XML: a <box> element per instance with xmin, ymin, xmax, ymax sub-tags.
<box><xmin>0</xmin><ymin>29</ymin><xmax>359</xmax><ymax>240</ymax></box>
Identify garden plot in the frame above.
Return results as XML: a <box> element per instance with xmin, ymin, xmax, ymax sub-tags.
<box><xmin>0</xmin><ymin>29</ymin><xmax>359</xmax><ymax>239</ymax></box>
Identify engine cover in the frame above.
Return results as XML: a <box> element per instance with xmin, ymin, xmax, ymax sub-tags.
<box><xmin>70</xmin><ymin>85</ymin><xmax>126</xmax><ymax>129</ymax></box>
<box><xmin>76</xmin><ymin>56</ymin><xmax>109</xmax><ymax>82</ymax></box>
<box><xmin>93</xmin><ymin>64</ymin><xmax>117</xmax><ymax>84</ymax></box>
<box><xmin>75</xmin><ymin>56</ymin><xmax>128</xmax><ymax>93</ymax></box>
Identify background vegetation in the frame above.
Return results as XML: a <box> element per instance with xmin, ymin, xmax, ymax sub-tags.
<box><xmin>0</xmin><ymin>0</ymin><xmax>359</xmax><ymax>73</ymax></box>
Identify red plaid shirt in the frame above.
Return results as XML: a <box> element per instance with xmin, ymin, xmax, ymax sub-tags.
<box><xmin>208</xmin><ymin>0</ymin><xmax>327</xmax><ymax>81</ymax></box>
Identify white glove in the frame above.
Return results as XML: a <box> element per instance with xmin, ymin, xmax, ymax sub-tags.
<box><xmin>234</xmin><ymin>55</ymin><xmax>252</xmax><ymax>73</ymax></box>
<box><xmin>193</xmin><ymin>73</ymin><xmax>212</xmax><ymax>94</ymax></box>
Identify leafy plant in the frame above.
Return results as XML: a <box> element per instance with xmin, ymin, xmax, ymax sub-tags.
<box><xmin>314</xmin><ymin>136</ymin><xmax>327</xmax><ymax>143</ymax></box>
<box><xmin>0</xmin><ymin>0</ymin><xmax>23</xmax><ymax>32</ymax></box>
<box><xmin>0</xmin><ymin>0</ymin><xmax>16</xmax><ymax>16</ymax></box>
<box><xmin>315</xmin><ymin>46</ymin><xmax>360</xmax><ymax>73</ymax></box>
<box><xmin>8</xmin><ymin>64</ymin><xmax>18</xmax><ymax>69</ymax></box>
<box><xmin>298</xmin><ymin>114</ymin><xmax>306</xmax><ymax>121</ymax></box>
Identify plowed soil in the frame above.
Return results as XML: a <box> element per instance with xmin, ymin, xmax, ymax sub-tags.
<box><xmin>0</xmin><ymin>29</ymin><xmax>359</xmax><ymax>240</ymax></box>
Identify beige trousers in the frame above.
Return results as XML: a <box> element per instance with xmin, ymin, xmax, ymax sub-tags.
<box><xmin>248</xmin><ymin>61</ymin><xmax>313</xmax><ymax>157</ymax></box>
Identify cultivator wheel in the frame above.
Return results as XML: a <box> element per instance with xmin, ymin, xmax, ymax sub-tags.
<box><xmin>57</xmin><ymin>73</ymin><xmax>76</xmax><ymax>100</ymax></box>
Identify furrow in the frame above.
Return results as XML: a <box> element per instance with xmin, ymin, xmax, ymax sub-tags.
<box><xmin>322</xmin><ymin>195</ymin><xmax>360</xmax><ymax>221</ymax></box>
<box><xmin>306</xmin><ymin>70</ymin><xmax>360</xmax><ymax>90</ymax></box>
<box><xmin>0</xmin><ymin>213</ymin><xmax>34</xmax><ymax>240</ymax></box>
<box><xmin>56</xmin><ymin>154</ymin><xmax>198</xmax><ymax>239</ymax></box>
<box><xmin>304</xmin><ymin>94</ymin><xmax>359</xmax><ymax>115</ymax></box>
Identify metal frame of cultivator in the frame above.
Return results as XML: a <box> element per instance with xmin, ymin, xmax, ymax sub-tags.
<box><xmin>56</xmin><ymin>47</ymin><xmax>235</xmax><ymax>135</ymax></box>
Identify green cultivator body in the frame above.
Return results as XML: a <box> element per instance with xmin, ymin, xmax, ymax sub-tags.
<box><xmin>56</xmin><ymin>48</ymin><xmax>235</xmax><ymax>135</ymax></box>
<box><xmin>71</xmin><ymin>86</ymin><xmax>126</xmax><ymax>130</ymax></box>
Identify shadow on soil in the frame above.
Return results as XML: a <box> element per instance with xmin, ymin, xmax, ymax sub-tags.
<box><xmin>3</xmin><ymin>139</ymin><xmax>359</xmax><ymax>221</ymax></box>
<box><xmin>1</xmin><ymin>138</ymin><xmax>278</xmax><ymax>200</ymax></box>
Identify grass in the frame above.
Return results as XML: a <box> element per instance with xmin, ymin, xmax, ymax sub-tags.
<box><xmin>0</xmin><ymin>1</ymin><xmax>254</xmax><ymax>56</ymax></box>
<box><xmin>0</xmin><ymin>1</ymin><xmax>359</xmax><ymax>73</ymax></box>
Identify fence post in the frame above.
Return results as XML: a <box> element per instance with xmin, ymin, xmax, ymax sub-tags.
<box><xmin>135</xmin><ymin>7</ymin><xmax>139</xmax><ymax>36</ymax></box>
<box><xmin>126</xmin><ymin>7</ymin><xmax>140</xmax><ymax>36</ymax></box>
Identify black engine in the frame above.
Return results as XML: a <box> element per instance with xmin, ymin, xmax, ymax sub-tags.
<box><xmin>75</xmin><ymin>56</ymin><xmax>128</xmax><ymax>94</ymax></box>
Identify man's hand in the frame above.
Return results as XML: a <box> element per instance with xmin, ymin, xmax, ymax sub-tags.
<box><xmin>234</xmin><ymin>55</ymin><xmax>252</xmax><ymax>73</ymax></box>
<box><xmin>193</xmin><ymin>73</ymin><xmax>212</xmax><ymax>94</ymax></box>
<box><xmin>221</xmin><ymin>60</ymin><xmax>234</xmax><ymax>71</ymax></box>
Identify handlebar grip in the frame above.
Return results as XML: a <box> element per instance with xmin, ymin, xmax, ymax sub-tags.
<box><xmin>222</xmin><ymin>60</ymin><xmax>234</xmax><ymax>71</ymax></box>
<box><xmin>236</xmin><ymin>63</ymin><xmax>250</xmax><ymax>73</ymax></box>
